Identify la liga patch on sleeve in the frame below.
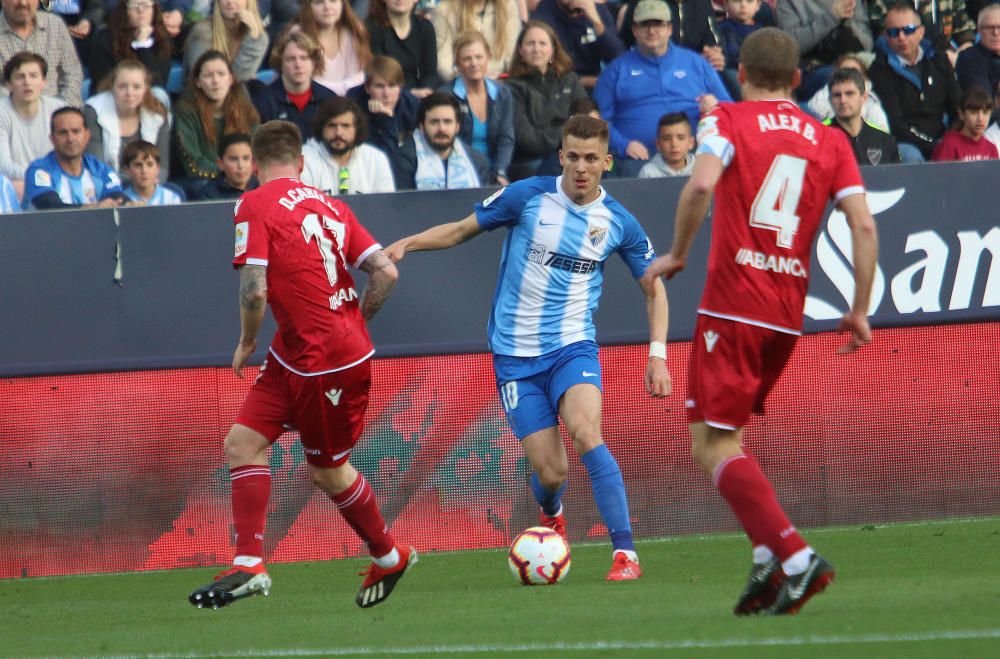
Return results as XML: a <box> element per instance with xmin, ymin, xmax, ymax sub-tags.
<box><xmin>34</xmin><ymin>169</ymin><xmax>51</xmax><ymax>187</ymax></box>
<box><xmin>234</xmin><ymin>221</ymin><xmax>249</xmax><ymax>257</ymax></box>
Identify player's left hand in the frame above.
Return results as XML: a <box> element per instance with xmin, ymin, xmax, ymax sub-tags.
<box><xmin>645</xmin><ymin>357</ymin><xmax>671</xmax><ymax>398</ymax></box>
<box><xmin>642</xmin><ymin>254</ymin><xmax>685</xmax><ymax>286</ymax></box>
<box><xmin>233</xmin><ymin>340</ymin><xmax>256</xmax><ymax>378</ymax></box>
<box><xmin>698</xmin><ymin>94</ymin><xmax>720</xmax><ymax>116</ymax></box>
<box><xmin>835</xmin><ymin>311</ymin><xmax>871</xmax><ymax>354</ymax></box>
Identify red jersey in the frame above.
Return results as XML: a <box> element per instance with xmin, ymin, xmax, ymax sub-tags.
<box><xmin>931</xmin><ymin>130</ymin><xmax>999</xmax><ymax>162</ymax></box>
<box><xmin>695</xmin><ymin>100</ymin><xmax>865</xmax><ymax>333</ymax></box>
<box><xmin>233</xmin><ymin>177</ymin><xmax>380</xmax><ymax>374</ymax></box>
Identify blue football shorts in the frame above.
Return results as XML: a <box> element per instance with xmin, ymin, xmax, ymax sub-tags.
<box><xmin>493</xmin><ymin>340</ymin><xmax>603</xmax><ymax>440</ymax></box>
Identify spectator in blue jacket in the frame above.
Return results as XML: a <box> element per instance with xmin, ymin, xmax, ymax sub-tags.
<box><xmin>251</xmin><ymin>30</ymin><xmax>338</xmax><ymax>141</ymax></box>
<box><xmin>594</xmin><ymin>0</ymin><xmax>731</xmax><ymax>176</ymax></box>
<box><xmin>530</xmin><ymin>0</ymin><xmax>624</xmax><ymax>89</ymax></box>
<box><xmin>23</xmin><ymin>107</ymin><xmax>127</xmax><ymax>209</ymax></box>
<box><xmin>439</xmin><ymin>31</ymin><xmax>514</xmax><ymax>184</ymax></box>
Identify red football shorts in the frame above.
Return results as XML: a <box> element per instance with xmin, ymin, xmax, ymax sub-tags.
<box><xmin>236</xmin><ymin>356</ymin><xmax>371</xmax><ymax>468</ymax></box>
<box><xmin>686</xmin><ymin>314</ymin><xmax>798</xmax><ymax>429</ymax></box>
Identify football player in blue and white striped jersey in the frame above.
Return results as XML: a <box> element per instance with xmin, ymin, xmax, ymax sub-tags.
<box><xmin>387</xmin><ymin>114</ymin><xmax>671</xmax><ymax>581</ymax></box>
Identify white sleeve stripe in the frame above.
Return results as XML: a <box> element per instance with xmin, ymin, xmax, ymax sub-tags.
<box><xmin>353</xmin><ymin>243</ymin><xmax>382</xmax><ymax>270</ymax></box>
<box><xmin>834</xmin><ymin>185</ymin><xmax>866</xmax><ymax>203</ymax></box>
<box><xmin>246</xmin><ymin>258</ymin><xmax>268</xmax><ymax>266</ymax></box>
<box><xmin>696</xmin><ymin>135</ymin><xmax>735</xmax><ymax>167</ymax></box>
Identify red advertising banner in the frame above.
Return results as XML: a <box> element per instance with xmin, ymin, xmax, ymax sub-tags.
<box><xmin>2</xmin><ymin>323</ymin><xmax>998</xmax><ymax>578</ymax></box>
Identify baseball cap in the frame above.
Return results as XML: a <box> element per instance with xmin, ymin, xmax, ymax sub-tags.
<box><xmin>633</xmin><ymin>0</ymin><xmax>672</xmax><ymax>23</ymax></box>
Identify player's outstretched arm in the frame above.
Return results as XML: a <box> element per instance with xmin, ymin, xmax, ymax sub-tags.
<box><xmin>638</xmin><ymin>274</ymin><xmax>672</xmax><ymax>398</ymax></box>
<box><xmin>642</xmin><ymin>153</ymin><xmax>725</xmax><ymax>284</ymax></box>
<box><xmin>234</xmin><ymin>264</ymin><xmax>267</xmax><ymax>378</ymax></box>
<box><xmin>836</xmin><ymin>192</ymin><xmax>879</xmax><ymax>354</ymax></box>
<box><xmin>384</xmin><ymin>213</ymin><xmax>483</xmax><ymax>262</ymax></box>
<box><xmin>359</xmin><ymin>249</ymin><xmax>399</xmax><ymax>321</ymax></box>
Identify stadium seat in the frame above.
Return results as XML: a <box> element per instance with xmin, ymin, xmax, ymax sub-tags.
<box><xmin>256</xmin><ymin>69</ymin><xmax>276</xmax><ymax>85</ymax></box>
<box><xmin>166</xmin><ymin>62</ymin><xmax>185</xmax><ymax>95</ymax></box>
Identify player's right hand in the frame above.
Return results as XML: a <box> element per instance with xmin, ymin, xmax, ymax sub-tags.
<box><xmin>233</xmin><ymin>340</ymin><xmax>256</xmax><ymax>378</ymax></box>
<box><xmin>642</xmin><ymin>254</ymin><xmax>685</xmax><ymax>285</ymax></box>
<box><xmin>384</xmin><ymin>240</ymin><xmax>407</xmax><ymax>263</ymax></box>
<box><xmin>835</xmin><ymin>311</ymin><xmax>871</xmax><ymax>354</ymax></box>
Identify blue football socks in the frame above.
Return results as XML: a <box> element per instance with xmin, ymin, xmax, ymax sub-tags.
<box><xmin>581</xmin><ymin>444</ymin><xmax>635</xmax><ymax>552</ymax></box>
<box><xmin>530</xmin><ymin>471</ymin><xmax>566</xmax><ymax>517</ymax></box>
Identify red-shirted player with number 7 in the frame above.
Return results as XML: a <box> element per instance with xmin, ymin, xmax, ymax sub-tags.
<box><xmin>642</xmin><ymin>28</ymin><xmax>879</xmax><ymax>616</ymax></box>
<box><xmin>188</xmin><ymin>121</ymin><xmax>416</xmax><ymax>610</ymax></box>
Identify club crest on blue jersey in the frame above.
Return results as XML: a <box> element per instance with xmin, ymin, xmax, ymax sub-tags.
<box><xmin>588</xmin><ymin>225</ymin><xmax>607</xmax><ymax>247</ymax></box>
<box><xmin>525</xmin><ymin>241</ymin><xmax>546</xmax><ymax>264</ymax></box>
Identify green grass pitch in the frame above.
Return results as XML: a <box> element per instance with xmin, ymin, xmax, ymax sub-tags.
<box><xmin>1</xmin><ymin>518</ymin><xmax>998</xmax><ymax>658</ymax></box>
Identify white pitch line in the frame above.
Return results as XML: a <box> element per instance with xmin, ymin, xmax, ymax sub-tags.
<box><xmin>66</xmin><ymin>628</ymin><xmax>1000</xmax><ymax>659</ymax></box>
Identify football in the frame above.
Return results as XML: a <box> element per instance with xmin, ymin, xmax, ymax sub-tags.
<box><xmin>507</xmin><ymin>526</ymin><xmax>571</xmax><ymax>585</ymax></box>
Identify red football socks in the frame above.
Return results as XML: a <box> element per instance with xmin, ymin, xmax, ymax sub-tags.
<box><xmin>331</xmin><ymin>473</ymin><xmax>395</xmax><ymax>557</ymax></box>
<box><xmin>714</xmin><ymin>454</ymin><xmax>807</xmax><ymax>561</ymax></box>
<box><xmin>230</xmin><ymin>465</ymin><xmax>271</xmax><ymax>559</ymax></box>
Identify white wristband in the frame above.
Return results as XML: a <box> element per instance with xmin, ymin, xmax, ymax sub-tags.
<box><xmin>649</xmin><ymin>341</ymin><xmax>666</xmax><ymax>360</ymax></box>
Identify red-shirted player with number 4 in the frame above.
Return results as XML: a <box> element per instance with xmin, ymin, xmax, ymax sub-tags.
<box><xmin>642</xmin><ymin>28</ymin><xmax>879</xmax><ymax>616</ymax></box>
<box><xmin>188</xmin><ymin>121</ymin><xmax>416</xmax><ymax>610</ymax></box>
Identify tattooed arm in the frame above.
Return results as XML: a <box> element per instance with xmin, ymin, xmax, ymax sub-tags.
<box><xmin>358</xmin><ymin>249</ymin><xmax>399</xmax><ymax>321</ymax></box>
<box><xmin>233</xmin><ymin>264</ymin><xmax>267</xmax><ymax>378</ymax></box>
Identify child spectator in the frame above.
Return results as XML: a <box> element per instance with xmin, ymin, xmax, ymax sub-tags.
<box><xmin>0</xmin><ymin>53</ymin><xmax>68</xmax><ymax>200</ymax></box>
<box><xmin>173</xmin><ymin>50</ymin><xmax>259</xmax><ymax>195</ymax></box>
<box><xmin>288</xmin><ymin>0</ymin><xmax>372</xmax><ymax>96</ymax></box>
<box><xmin>183</xmin><ymin>0</ymin><xmax>269</xmax><ymax>83</ymax></box>
<box><xmin>932</xmin><ymin>86</ymin><xmax>999</xmax><ymax>161</ymax></box>
<box><xmin>88</xmin><ymin>0</ymin><xmax>174</xmax><ymax>89</ymax></box>
<box><xmin>84</xmin><ymin>60</ymin><xmax>171</xmax><ymax>184</ymax></box>
<box><xmin>190</xmin><ymin>132</ymin><xmax>258</xmax><ymax>200</ymax></box>
<box><xmin>717</xmin><ymin>0</ymin><xmax>764</xmax><ymax>100</ymax></box>
<box><xmin>639</xmin><ymin>112</ymin><xmax>695</xmax><ymax>178</ymax></box>
<box><xmin>120</xmin><ymin>140</ymin><xmax>185</xmax><ymax>205</ymax></box>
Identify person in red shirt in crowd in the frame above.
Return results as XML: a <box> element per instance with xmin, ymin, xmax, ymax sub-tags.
<box><xmin>188</xmin><ymin>120</ymin><xmax>416</xmax><ymax>611</ymax></box>
<box><xmin>643</xmin><ymin>27</ymin><xmax>879</xmax><ymax>616</ymax></box>
<box><xmin>931</xmin><ymin>86</ymin><xmax>999</xmax><ymax>162</ymax></box>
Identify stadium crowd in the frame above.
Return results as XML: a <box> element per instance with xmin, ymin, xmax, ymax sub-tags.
<box><xmin>0</xmin><ymin>0</ymin><xmax>998</xmax><ymax>212</ymax></box>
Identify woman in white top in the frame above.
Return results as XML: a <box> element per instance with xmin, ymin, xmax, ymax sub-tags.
<box><xmin>84</xmin><ymin>60</ymin><xmax>171</xmax><ymax>183</ymax></box>
<box><xmin>807</xmin><ymin>54</ymin><xmax>890</xmax><ymax>132</ymax></box>
<box><xmin>291</xmin><ymin>0</ymin><xmax>372</xmax><ymax>96</ymax></box>
<box><xmin>183</xmin><ymin>0</ymin><xmax>269</xmax><ymax>83</ymax></box>
<box><xmin>432</xmin><ymin>0</ymin><xmax>521</xmax><ymax>81</ymax></box>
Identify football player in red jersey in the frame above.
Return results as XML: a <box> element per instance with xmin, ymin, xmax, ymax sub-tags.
<box><xmin>189</xmin><ymin>121</ymin><xmax>416</xmax><ymax>610</ymax></box>
<box><xmin>643</xmin><ymin>28</ymin><xmax>879</xmax><ymax>616</ymax></box>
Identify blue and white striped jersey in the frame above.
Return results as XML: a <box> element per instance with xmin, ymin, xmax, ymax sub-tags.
<box><xmin>22</xmin><ymin>152</ymin><xmax>122</xmax><ymax>210</ymax></box>
<box><xmin>124</xmin><ymin>184</ymin><xmax>186</xmax><ymax>206</ymax></box>
<box><xmin>475</xmin><ymin>176</ymin><xmax>655</xmax><ymax>357</ymax></box>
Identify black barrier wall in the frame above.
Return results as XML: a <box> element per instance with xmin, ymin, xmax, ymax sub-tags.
<box><xmin>1</xmin><ymin>162</ymin><xmax>998</xmax><ymax>376</ymax></box>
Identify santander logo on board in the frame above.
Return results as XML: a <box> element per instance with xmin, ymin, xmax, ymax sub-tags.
<box><xmin>805</xmin><ymin>189</ymin><xmax>1000</xmax><ymax>320</ymax></box>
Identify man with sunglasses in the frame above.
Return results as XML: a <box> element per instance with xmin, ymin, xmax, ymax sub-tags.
<box><xmin>869</xmin><ymin>1</ymin><xmax>962</xmax><ymax>162</ymax></box>
<box><xmin>869</xmin><ymin>0</ymin><xmax>977</xmax><ymax>62</ymax></box>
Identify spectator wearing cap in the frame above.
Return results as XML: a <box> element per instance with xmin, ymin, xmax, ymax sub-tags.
<box><xmin>0</xmin><ymin>0</ymin><xmax>84</xmax><ymax>106</ymax></box>
<box><xmin>593</xmin><ymin>0</ymin><xmax>730</xmax><ymax>176</ymax></box>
